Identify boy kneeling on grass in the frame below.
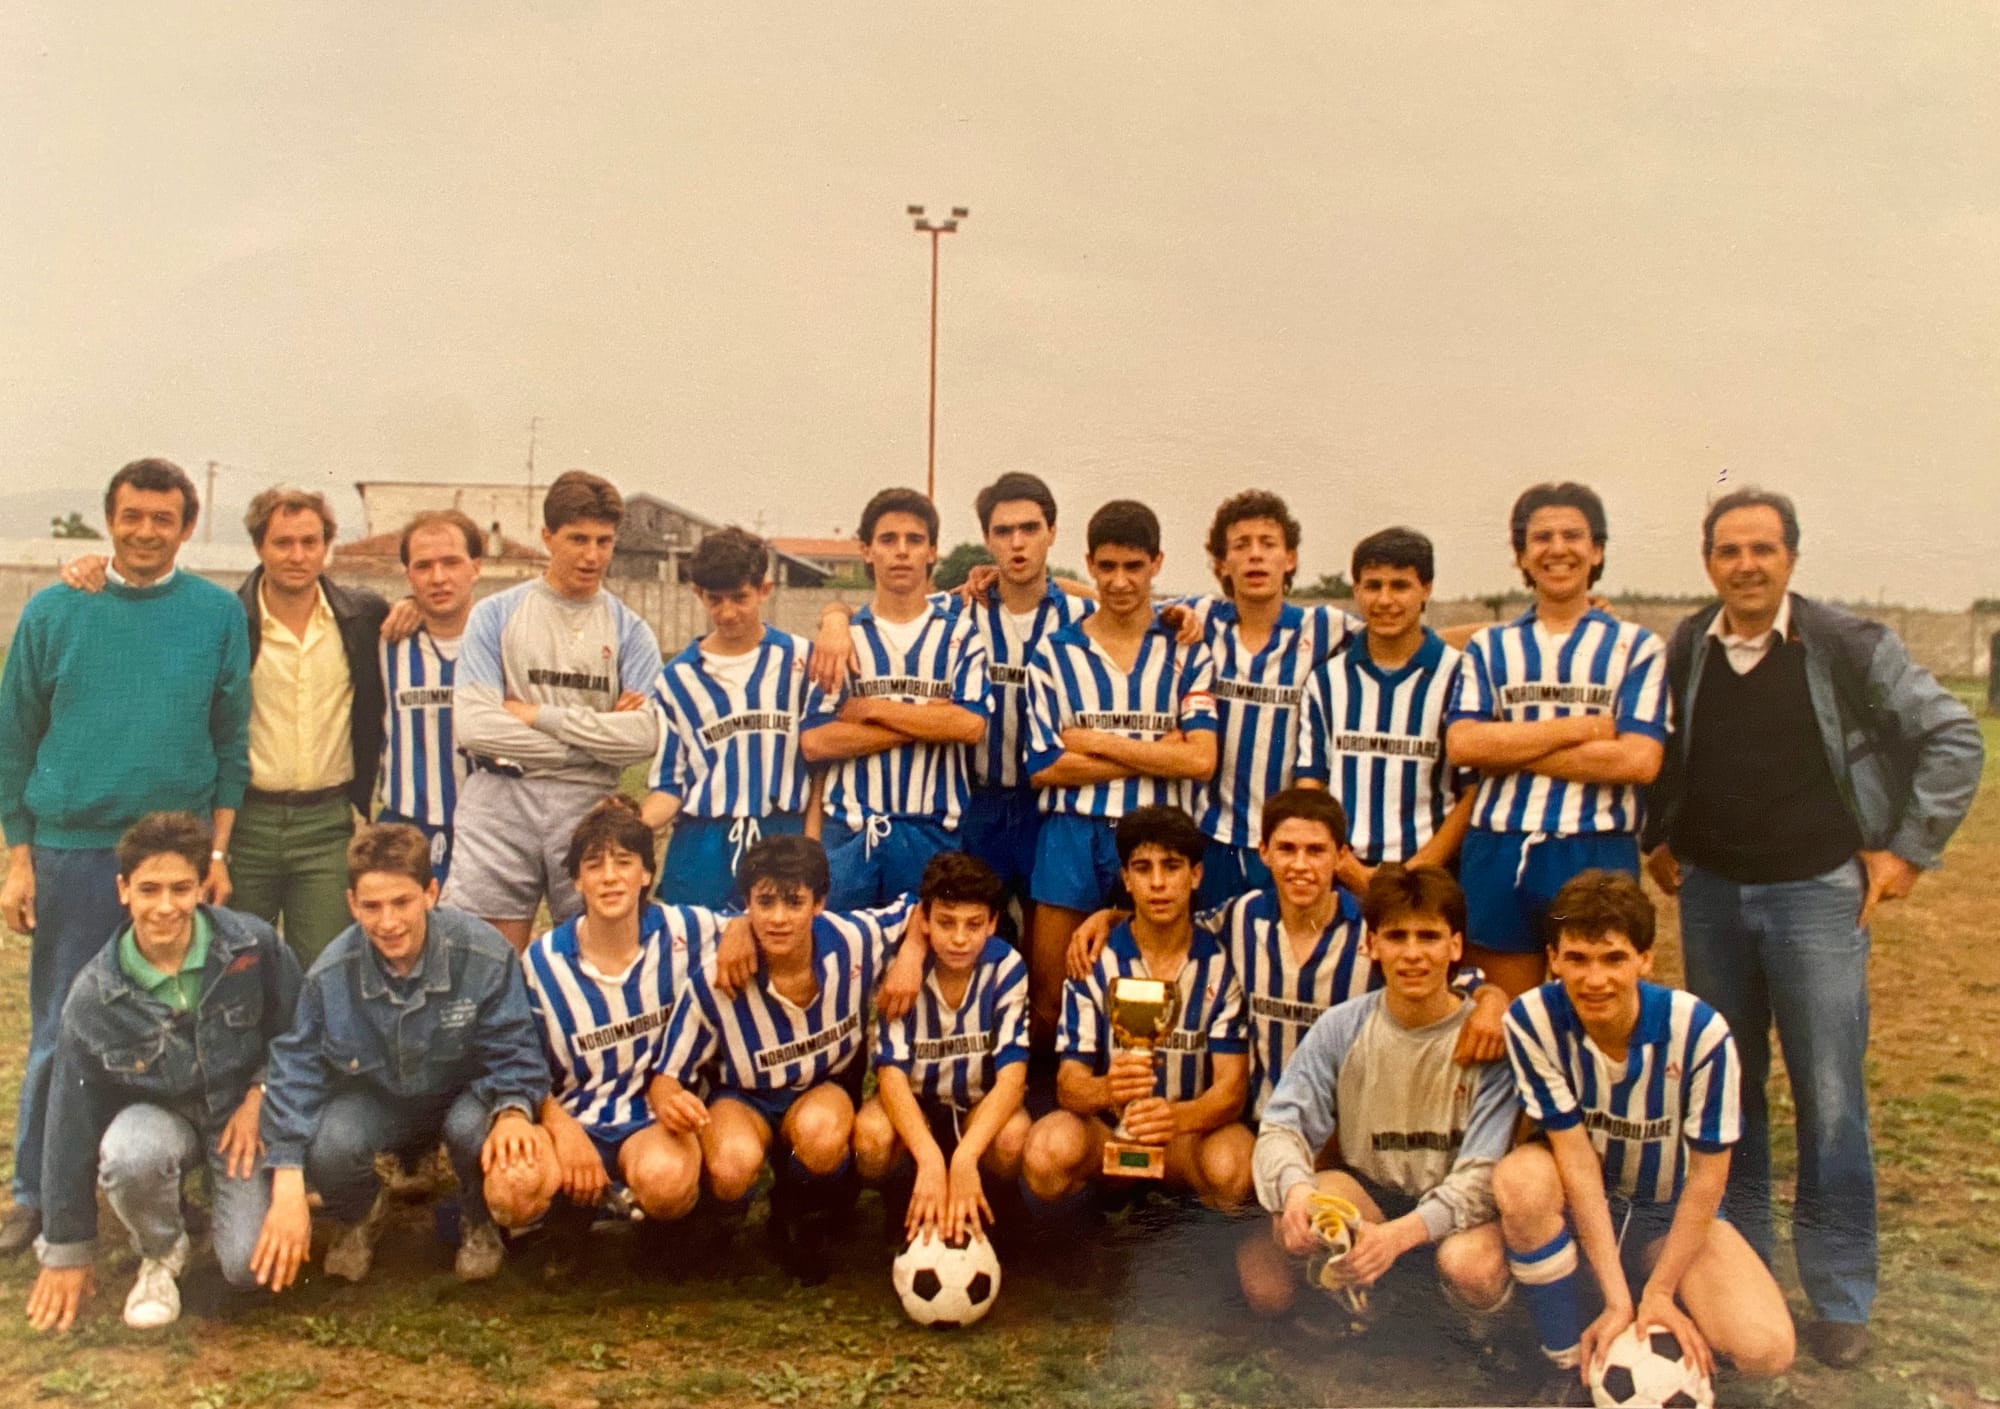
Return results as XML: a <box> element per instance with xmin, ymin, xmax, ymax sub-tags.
<box><xmin>853</xmin><ymin>852</ymin><xmax>1031</xmax><ymax>1245</ymax></box>
<box><xmin>1243</xmin><ymin>864</ymin><xmax>1515</xmax><ymax>1323</ymax></box>
<box><xmin>1496</xmin><ymin>869</ymin><xmax>1794</xmax><ymax>1397</ymax></box>
<box><xmin>512</xmin><ymin>796</ymin><xmax>747</xmax><ymax>1235</ymax></box>
<box><xmin>28</xmin><ymin>813</ymin><xmax>302</xmax><ymax>1332</ymax></box>
<box><xmin>249</xmin><ymin>823</ymin><xmax>554</xmax><ymax>1292</ymax></box>
<box><xmin>649</xmin><ymin>834</ymin><xmax>925</xmax><ymax>1283</ymax></box>
<box><xmin>1022</xmin><ymin>805</ymin><xmax>1253</xmax><ymax>1213</ymax></box>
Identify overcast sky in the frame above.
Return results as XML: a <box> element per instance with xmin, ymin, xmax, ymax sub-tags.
<box><xmin>2</xmin><ymin>4</ymin><xmax>1994</xmax><ymax>606</ymax></box>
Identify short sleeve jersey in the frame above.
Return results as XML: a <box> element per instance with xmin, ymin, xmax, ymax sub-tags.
<box><xmin>659</xmin><ymin>898</ymin><xmax>913</xmax><ymax>1094</ymax></box>
<box><xmin>873</xmin><ymin>936</ymin><xmax>1030</xmax><ymax>1109</ymax></box>
<box><xmin>379</xmin><ymin>629</ymin><xmax>464</xmax><ymax>828</ymax></box>
<box><xmin>803</xmin><ymin>601</ymin><xmax>989</xmax><ymax>829</ymax></box>
<box><xmin>1023</xmin><ymin>617</ymin><xmax>1218</xmax><ymax>819</ymax></box>
<box><xmin>957</xmin><ymin>580</ymin><xmax>1094</xmax><ymax>792</ymax></box>
<box><xmin>1503</xmin><ymin>979</ymin><xmax>1741</xmax><ymax>1204</ymax></box>
<box><xmin>1057</xmin><ymin>922</ymin><xmax>1248</xmax><ymax>1103</ymax></box>
<box><xmin>1446</xmin><ymin>608</ymin><xmax>1667</xmax><ymax>836</ymax></box>
<box><xmin>1205</xmin><ymin>887</ymin><xmax>1372</xmax><ymax>1117</ymax></box>
<box><xmin>1297</xmin><ymin>628</ymin><xmax>1471</xmax><ymax>865</ymax></box>
<box><xmin>524</xmin><ymin>903</ymin><xmax>717</xmax><ymax>1137</ymax></box>
<box><xmin>1178</xmin><ymin>597</ymin><xmax>1357</xmax><ymax>848</ymax></box>
<box><xmin>648</xmin><ymin>625</ymin><xmax>814</xmax><ymax>820</ymax></box>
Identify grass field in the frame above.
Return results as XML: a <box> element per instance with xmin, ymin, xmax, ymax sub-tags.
<box><xmin>0</xmin><ymin>714</ymin><xmax>1993</xmax><ymax>1408</ymax></box>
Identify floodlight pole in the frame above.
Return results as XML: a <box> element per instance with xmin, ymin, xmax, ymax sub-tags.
<box><xmin>909</xmin><ymin>205</ymin><xmax>969</xmax><ymax>502</ymax></box>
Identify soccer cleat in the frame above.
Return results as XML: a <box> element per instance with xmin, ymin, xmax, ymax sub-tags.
<box><xmin>123</xmin><ymin>1234</ymin><xmax>190</xmax><ymax>1330</ymax></box>
<box><xmin>454</xmin><ymin>1219</ymin><xmax>505</xmax><ymax>1282</ymax></box>
<box><xmin>323</xmin><ymin>1187</ymin><xmax>394</xmax><ymax>1283</ymax></box>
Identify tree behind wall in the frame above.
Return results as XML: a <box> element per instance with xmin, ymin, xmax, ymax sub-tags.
<box><xmin>50</xmin><ymin>512</ymin><xmax>101</xmax><ymax>540</ymax></box>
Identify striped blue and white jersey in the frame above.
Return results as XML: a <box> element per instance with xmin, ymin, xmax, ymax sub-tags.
<box><xmin>648</xmin><ymin>625</ymin><xmax>814</xmax><ymax>819</ymax></box>
<box><xmin>803</xmin><ymin>601</ymin><xmax>989</xmax><ymax>829</ymax></box>
<box><xmin>1058</xmin><ymin>922</ymin><xmax>1248</xmax><ymax>1104</ymax></box>
<box><xmin>1446</xmin><ymin>608</ymin><xmax>1668</xmax><ymax>836</ymax></box>
<box><xmin>956</xmin><ymin>580</ymin><xmax>1094</xmax><ymax>792</ymax></box>
<box><xmin>1176</xmin><ymin>598</ymin><xmax>1358</xmax><ymax>848</ymax></box>
<box><xmin>1024</xmin><ymin>618</ymin><xmax>1218</xmax><ymax>819</ymax></box>
<box><xmin>874</xmin><ymin>936</ymin><xmax>1030</xmax><ymax>1109</ymax></box>
<box><xmin>1504</xmin><ymin>979</ymin><xmax>1740</xmax><ymax>1205</ymax></box>
<box><xmin>378</xmin><ymin>629</ymin><xmax>465</xmax><ymax>828</ymax></box>
<box><xmin>659</xmin><ymin>897</ymin><xmax>914</xmax><ymax>1095</ymax></box>
<box><xmin>524</xmin><ymin>903</ymin><xmax>716</xmax><ymax>1137</ymax></box>
<box><xmin>1297</xmin><ymin>629</ymin><xmax>1471</xmax><ymax>865</ymax></box>
<box><xmin>1202</xmin><ymin>887</ymin><xmax>1372</xmax><ymax>1117</ymax></box>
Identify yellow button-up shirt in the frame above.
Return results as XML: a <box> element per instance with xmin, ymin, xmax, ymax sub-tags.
<box><xmin>249</xmin><ymin>584</ymin><xmax>354</xmax><ymax>793</ymax></box>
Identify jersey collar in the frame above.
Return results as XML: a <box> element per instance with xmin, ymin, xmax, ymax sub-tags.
<box><xmin>1107</xmin><ymin>917</ymin><xmax>1222</xmax><ymax>970</ymax></box>
<box><xmin>674</xmin><ymin>621</ymin><xmax>784</xmax><ymax>670</ymax></box>
<box><xmin>1356</xmin><ymin>626</ymin><xmax>1445</xmax><ymax>680</ymax></box>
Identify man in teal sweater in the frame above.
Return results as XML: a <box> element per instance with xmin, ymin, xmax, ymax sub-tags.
<box><xmin>0</xmin><ymin>458</ymin><xmax>251</xmax><ymax>1256</ymax></box>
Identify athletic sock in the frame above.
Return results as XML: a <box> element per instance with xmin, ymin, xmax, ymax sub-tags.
<box><xmin>1508</xmin><ymin>1227</ymin><xmax>1583</xmax><ymax>1367</ymax></box>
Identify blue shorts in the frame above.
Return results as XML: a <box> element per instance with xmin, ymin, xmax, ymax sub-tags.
<box><xmin>1459</xmin><ymin>831</ymin><xmax>1641</xmax><ymax>954</ymax></box>
<box><xmin>824</xmin><ymin>815</ymin><xmax>958</xmax><ymax>911</ymax></box>
<box><xmin>961</xmin><ymin>789</ymin><xmax>1043</xmax><ymax>897</ymax></box>
<box><xmin>1030</xmin><ymin>813</ymin><xmax>1123</xmax><ymax>913</ymax></box>
<box><xmin>656</xmin><ymin>812</ymin><xmax>805</xmax><ymax>909</ymax></box>
<box><xmin>1197</xmin><ymin>838</ymin><xmax>1271</xmax><ymax>911</ymax></box>
<box><xmin>711</xmin><ymin>1056</ymin><xmax>867</xmax><ymax>1134</ymax></box>
<box><xmin>1609</xmin><ymin>1193</ymin><xmax>1731</xmax><ymax>1286</ymax></box>
<box><xmin>585</xmin><ymin>1123</ymin><xmax>646</xmax><ymax>1179</ymax></box>
<box><xmin>377</xmin><ymin>812</ymin><xmax>453</xmax><ymax>886</ymax></box>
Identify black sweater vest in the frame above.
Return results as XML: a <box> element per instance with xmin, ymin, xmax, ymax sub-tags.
<box><xmin>1671</xmin><ymin>638</ymin><xmax>1861</xmax><ymax>884</ymax></box>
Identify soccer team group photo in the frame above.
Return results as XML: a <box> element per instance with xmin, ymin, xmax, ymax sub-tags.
<box><xmin>0</xmin><ymin>454</ymin><xmax>1982</xmax><ymax>1406</ymax></box>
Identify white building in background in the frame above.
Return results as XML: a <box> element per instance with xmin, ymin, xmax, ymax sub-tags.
<box><xmin>353</xmin><ymin>480</ymin><xmax>831</xmax><ymax>587</ymax></box>
<box><xmin>355</xmin><ymin>481</ymin><xmax>543</xmax><ymax>548</ymax></box>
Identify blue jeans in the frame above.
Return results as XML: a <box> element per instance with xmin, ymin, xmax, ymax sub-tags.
<box><xmin>58</xmin><ymin>1103</ymin><xmax>269</xmax><ymax>1285</ymax></box>
<box><xmin>304</xmin><ymin>1086</ymin><xmax>494</xmax><ymax>1228</ymax></box>
<box><xmin>1678</xmin><ymin>858</ymin><xmax>1875</xmax><ymax>1324</ymax></box>
<box><xmin>13</xmin><ymin>847</ymin><xmax>125</xmax><ymax>1207</ymax></box>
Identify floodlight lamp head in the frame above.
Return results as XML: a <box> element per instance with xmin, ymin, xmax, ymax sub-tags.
<box><xmin>950</xmin><ymin>206</ymin><xmax>969</xmax><ymax>218</ymax></box>
<box><xmin>907</xmin><ymin>204</ymin><xmax>925</xmax><ymax>216</ymax></box>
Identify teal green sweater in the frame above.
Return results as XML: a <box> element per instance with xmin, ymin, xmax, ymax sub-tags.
<box><xmin>0</xmin><ymin>572</ymin><xmax>251</xmax><ymax>848</ymax></box>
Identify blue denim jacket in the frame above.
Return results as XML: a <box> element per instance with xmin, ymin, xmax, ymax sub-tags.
<box><xmin>261</xmin><ymin>906</ymin><xmax>548</xmax><ymax>1170</ymax></box>
<box><xmin>1646</xmin><ymin>594</ymin><xmax>1985</xmax><ymax>869</ymax></box>
<box><xmin>41</xmin><ymin>906</ymin><xmax>303</xmax><ymax>1263</ymax></box>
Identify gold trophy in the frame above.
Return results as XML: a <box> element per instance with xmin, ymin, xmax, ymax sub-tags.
<box><xmin>1100</xmin><ymin>975</ymin><xmax>1181</xmax><ymax>1179</ymax></box>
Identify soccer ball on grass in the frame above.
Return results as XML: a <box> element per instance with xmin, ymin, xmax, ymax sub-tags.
<box><xmin>891</xmin><ymin>1230</ymin><xmax>1001</xmax><ymax>1329</ymax></box>
<box><xmin>1589</xmin><ymin>1324</ymin><xmax>1714</xmax><ymax>1408</ymax></box>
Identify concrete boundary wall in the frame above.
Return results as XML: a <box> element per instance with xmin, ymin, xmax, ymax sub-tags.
<box><xmin>2</xmin><ymin>562</ymin><xmax>1994</xmax><ymax>682</ymax></box>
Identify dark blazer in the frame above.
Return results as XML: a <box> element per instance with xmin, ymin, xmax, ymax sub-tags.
<box><xmin>237</xmin><ymin>568</ymin><xmax>389</xmax><ymax>812</ymax></box>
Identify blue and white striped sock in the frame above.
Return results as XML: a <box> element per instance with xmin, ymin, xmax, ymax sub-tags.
<box><xmin>1509</xmin><ymin>1227</ymin><xmax>1583</xmax><ymax>1368</ymax></box>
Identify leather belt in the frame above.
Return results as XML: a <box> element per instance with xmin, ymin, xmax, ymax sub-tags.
<box><xmin>244</xmin><ymin>784</ymin><xmax>347</xmax><ymax>808</ymax></box>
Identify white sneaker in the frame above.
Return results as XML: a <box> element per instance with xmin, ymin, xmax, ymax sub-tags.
<box><xmin>454</xmin><ymin>1220</ymin><xmax>504</xmax><ymax>1282</ymax></box>
<box><xmin>123</xmin><ymin>1234</ymin><xmax>189</xmax><ymax>1329</ymax></box>
<box><xmin>323</xmin><ymin>1188</ymin><xmax>393</xmax><ymax>1283</ymax></box>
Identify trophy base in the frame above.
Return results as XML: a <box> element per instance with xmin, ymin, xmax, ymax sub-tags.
<box><xmin>1102</xmin><ymin>1140</ymin><xmax>1166</xmax><ymax>1180</ymax></box>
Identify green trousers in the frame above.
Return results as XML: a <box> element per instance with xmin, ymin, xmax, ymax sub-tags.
<box><xmin>230</xmin><ymin>797</ymin><xmax>355</xmax><ymax>965</ymax></box>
